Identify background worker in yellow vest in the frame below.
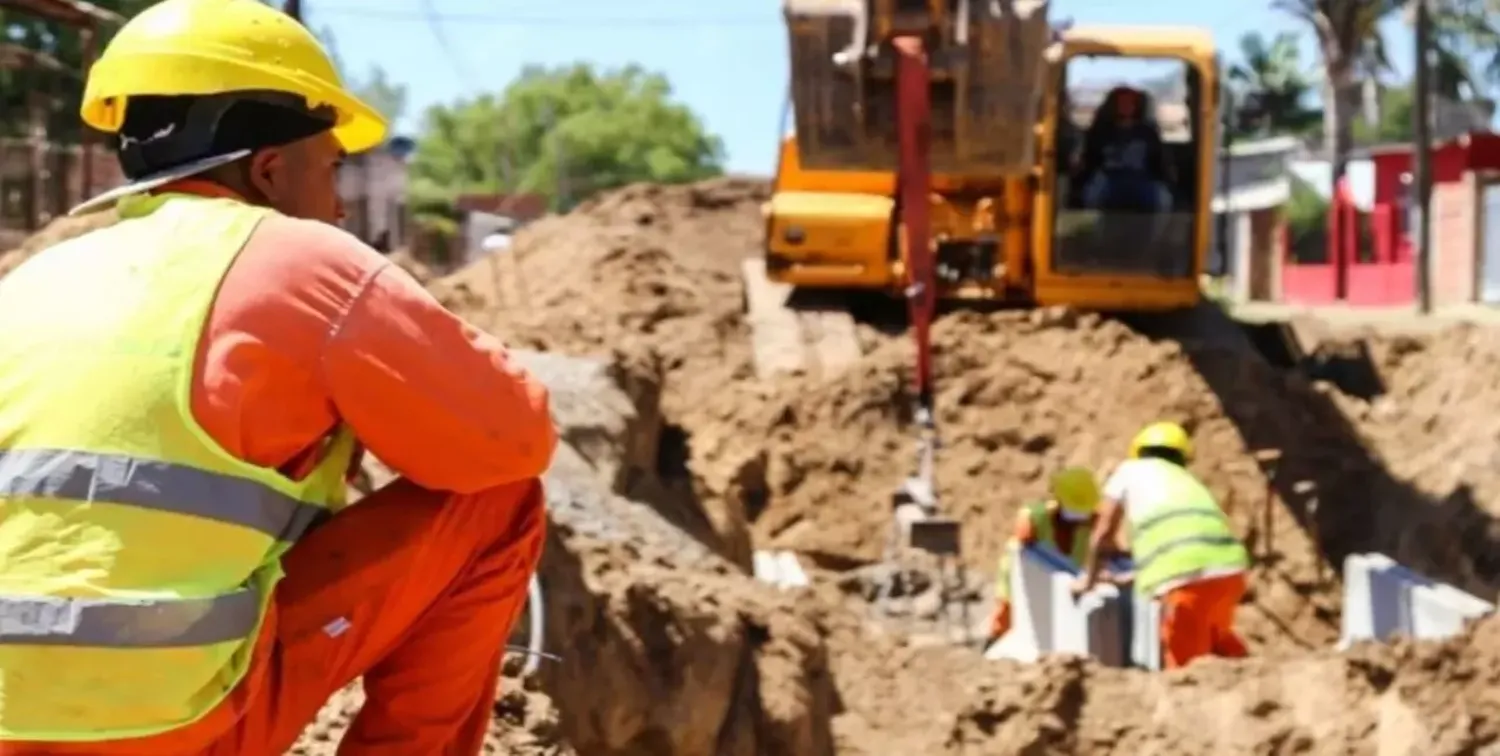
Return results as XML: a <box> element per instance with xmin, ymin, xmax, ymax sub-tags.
<box><xmin>1072</xmin><ymin>422</ymin><xmax>1251</xmax><ymax>669</ymax></box>
<box><xmin>985</xmin><ymin>466</ymin><xmax>1105</xmax><ymax>644</ymax></box>
<box><xmin>0</xmin><ymin>0</ymin><xmax>558</xmax><ymax>752</ymax></box>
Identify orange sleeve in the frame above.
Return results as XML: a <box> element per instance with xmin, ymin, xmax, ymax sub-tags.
<box><xmin>1012</xmin><ymin>509</ymin><xmax>1036</xmax><ymax>544</ymax></box>
<box><xmin>320</xmin><ymin>256</ymin><xmax>556</xmax><ymax>493</ymax></box>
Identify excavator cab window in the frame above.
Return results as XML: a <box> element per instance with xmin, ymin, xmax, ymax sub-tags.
<box><xmin>1052</xmin><ymin>55</ymin><xmax>1201</xmax><ymax>279</ymax></box>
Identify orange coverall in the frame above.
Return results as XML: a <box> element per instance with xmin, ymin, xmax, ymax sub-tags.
<box><xmin>12</xmin><ymin>182</ymin><xmax>557</xmax><ymax>755</ymax></box>
<box><xmin>1159</xmin><ymin>572</ymin><xmax>1249</xmax><ymax>669</ymax></box>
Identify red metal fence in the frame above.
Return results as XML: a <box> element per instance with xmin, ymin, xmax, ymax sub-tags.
<box><xmin>1280</xmin><ymin>178</ymin><xmax>1415</xmax><ymax>305</ymax></box>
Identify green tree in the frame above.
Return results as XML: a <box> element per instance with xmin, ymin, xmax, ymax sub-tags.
<box><xmin>1226</xmin><ymin>31</ymin><xmax>1319</xmax><ymax>138</ymax></box>
<box><xmin>409</xmin><ymin>62</ymin><xmax>724</xmax><ymax>217</ymax></box>
<box><xmin>1351</xmin><ymin>83</ymin><xmax>1415</xmax><ymax>144</ymax></box>
<box><xmin>1425</xmin><ymin>0</ymin><xmax>1500</xmax><ymax>100</ymax></box>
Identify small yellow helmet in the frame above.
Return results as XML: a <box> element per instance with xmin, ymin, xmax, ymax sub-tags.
<box><xmin>1129</xmin><ymin>422</ymin><xmax>1193</xmax><ymax>460</ymax></box>
<box><xmin>1049</xmin><ymin>466</ymin><xmax>1100</xmax><ymax>517</ymax></box>
<box><xmin>81</xmin><ymin>0</ymin><xmax>386</xmax><ymax>154</ymax></box>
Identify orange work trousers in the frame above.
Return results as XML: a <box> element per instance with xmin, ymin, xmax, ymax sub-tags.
<box><xmin>8</xmin><ymin>476</ymin><xmax>546</xmax><ymax>756</ymax></box>
<box><xmin>1159</xmin><ymin>571</ymin><xmax>1249</xmax><ymax>669</ymax></box>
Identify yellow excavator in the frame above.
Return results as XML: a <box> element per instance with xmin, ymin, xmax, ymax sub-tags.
<box><xmin>742</xmin><ymin>0</ymin><xmax>1222</xmax><ymax>639</ymax></box>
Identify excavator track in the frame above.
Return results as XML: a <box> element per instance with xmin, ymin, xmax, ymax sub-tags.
<box><xmin>741</xmin><ymin>258</ymin><xmax>864</xmax><ymax>381</ymax></box>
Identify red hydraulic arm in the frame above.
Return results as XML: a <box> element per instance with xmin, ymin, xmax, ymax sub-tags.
<box><xmin>892</xmin><ymin>36</ymin><xmax>937</xmax><ymax>485</ymax></box>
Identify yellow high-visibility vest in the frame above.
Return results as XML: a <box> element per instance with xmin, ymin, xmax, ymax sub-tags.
<box><xmin>1125</xmin><ymin>459</ymin><xmax>1247</xmax><ymax>596</ymax></box>
<box><xmin>0</xmin><ymin>193</ymin><xmax>355</xmax><ymax>741</ymax></box>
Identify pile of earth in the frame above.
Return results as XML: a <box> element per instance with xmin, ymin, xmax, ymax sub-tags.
<box><xmin>0</xmin><ymin>207</ymin><xmax>118</xmax><ymax>276</ymax></box>
<box><xmin>428</xmin><ymin>175</ymin><xmax>1500</xmax><ymax>657</ymax></box>
<box><xmin>433</xmin><ymin>177</ymin><xmax>771</xmax><ymax>570</ymax></box>
<box><xmin>325</xmin><ymin>346</ymin><xmax>1500</xmax><ymax>755</ymax></box>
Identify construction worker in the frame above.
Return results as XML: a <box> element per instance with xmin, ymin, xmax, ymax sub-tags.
<box><xmin>0</xmin><ymin>1</ymin><xmax>556</xmax><ymax>752</ymax></box>
<box><xmin>1073</xmin><ymin>422</ymin><xmax>1251</xmax><ymax>669</ymax></box>
<box><xmin>986</xmin><ymin>466</ymin><xmax>1103</xmax><ymax>643</ymax></box>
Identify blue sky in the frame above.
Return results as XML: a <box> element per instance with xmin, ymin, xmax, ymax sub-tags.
<box><xmin>306</xmin><ymin>0</ymin><xmax>1417</xmax><ymax>173</ymax></box>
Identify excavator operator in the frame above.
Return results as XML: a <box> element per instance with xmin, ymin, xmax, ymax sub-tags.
<box><xmin>0</xmin><ymin>0</ymin><xmax>556</xmax><ymax>752</ymax></box>
<box><xmin>986</xmin><ymin>466</ymin><xmax>1105</xmax><ymax>644</ymax></box>
<box><xmin>1072</xmin><ymin>422</ymin><xmax>1251</xmax><ymax>669</ymax></box>
<box><xmin>1075</xmin><ymin>86</ymin><xmax>1173</xmax><ymax>212</ymax></box>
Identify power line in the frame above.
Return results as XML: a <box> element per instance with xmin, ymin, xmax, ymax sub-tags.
<box><xmin>311</xmin><ymin>6</ymin><xmax>774</xmax><ymax>26</ymax></box>
<box><xmin>414</xmin><ymin>0</ymin><xmax>478</xmax><ymax>84</ymax></box>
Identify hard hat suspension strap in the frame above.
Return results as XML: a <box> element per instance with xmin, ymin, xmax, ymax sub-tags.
<box><xmin>116</xmin><ymin>91</ymin><xmax>337</xmax><ymax>180</ymax></box>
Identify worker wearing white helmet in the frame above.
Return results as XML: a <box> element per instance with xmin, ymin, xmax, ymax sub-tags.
<box><xmin>986</xmin><ymin>466</ymin><xmax>1110</xmax><ymax>644</ymax></box>
<box><xmin>1073</xmin><ymin>422</ymin><xmax>1250</xmax><ymax>669</ymax></box>
<box><xmin>0</xmin><ymin>0</ymin><xmax>555</xmax><ymax>751</ymax></box>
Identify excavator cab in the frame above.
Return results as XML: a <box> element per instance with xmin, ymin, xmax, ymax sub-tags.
<box><xmin>1035</xmin><ymin>28</ymin><xmax>1219</xmax><ymax>310</ymax></box>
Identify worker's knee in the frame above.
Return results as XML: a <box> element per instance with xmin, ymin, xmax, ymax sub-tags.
<box><xmin>451</xmin><ymin>477</ymin><xmax>547</xmax><ymax>557</ymax></box>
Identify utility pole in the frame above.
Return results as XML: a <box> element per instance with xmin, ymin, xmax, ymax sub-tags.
<box><xmin>1413</xmin><ymin>0</ymin><xmax>1433</xmax><ymax>313</ymax></box>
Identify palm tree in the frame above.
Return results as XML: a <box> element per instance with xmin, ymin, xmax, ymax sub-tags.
<box><xmin>1271</xmin><ymin>0</ymin><xmax>1401</xmax><ymax>184</ymax></box>
<box><xmin>1424</xmin><ymin>0</ymin><xmax>1500</xmax><ymax>101</ymax></box>
<box><xmin>1274</xmin><ymin>0</ymin><xmax>1500</xmax><ymax>184</ymax></box>
<box><xmin>1227</xmin><ymin>31</ymin><xmax>1319</xmax><ymax>138</ymax></box>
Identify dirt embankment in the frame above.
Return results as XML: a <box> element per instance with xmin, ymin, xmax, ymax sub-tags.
<box><xmin>689</xmin><ymin>308</ymin><xmax>1342</xmax><ymax>651</ymax></box>
<box><xmin>433</xmin><ymin>178</ymin><xmax>771</xmax><ymax>571</ymax></box>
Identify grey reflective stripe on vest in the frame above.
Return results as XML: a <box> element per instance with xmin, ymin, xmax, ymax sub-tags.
<box><xmin>0</xmin><ymin>447</ymin><xmax>327</xmax><ymax>541</ymax></box>
<box><xmin>1133</xmin><ymin>507</ymin><xmax>1224</xmax><ymax>534</ymax></box>
<box><xmin>1134</xmin><ymin>534</ymin><xmax>1243</xmax><ymax>572</ymax></box>
<box><xmin>0</xmin><ymin>587</ymin><xmax>260</xmax><ymax>647</ymax></box>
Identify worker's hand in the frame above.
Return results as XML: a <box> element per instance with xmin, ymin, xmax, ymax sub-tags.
<box><xmin>1069</xmin><ymin>575</ymin><xmax>1094</xmax><ymax>598</ymax></box>
<box><xmin>1104</xmin><ymin>570</ymin><xmax>1134</xmax><ymax>586</ymax></box>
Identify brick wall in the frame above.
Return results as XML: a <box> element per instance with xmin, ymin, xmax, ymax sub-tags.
<box><xmin>1432</xmin><ymin>172</ymin><xmax>1478</xmax><ymax>305</ymax></box>
<box><xmin>0</xmin><ymin>139</ymin><xmax>123</xmax><ymax>232</ymax></box>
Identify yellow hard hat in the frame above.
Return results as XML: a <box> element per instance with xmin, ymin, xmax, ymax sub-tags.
<box><xmin>1129</xmin><ymin>422</ymin><xmax>1193</xmax><ymax>460</ymax></box>
<box><xmin>80</xmin><ymin>0</ymin><xmax>387</xmax><ymax>154</ymax></box>
<box><xmin>1049</xmin><ymin>466</ymin><xmax>1100</xmax><ymax>516</ymax></box>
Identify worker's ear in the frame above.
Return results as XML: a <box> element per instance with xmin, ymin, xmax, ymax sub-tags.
<box><xmin>244</xmin><ymin>147</ymin><xmax>289</xmax><ymax>210</ymax></box>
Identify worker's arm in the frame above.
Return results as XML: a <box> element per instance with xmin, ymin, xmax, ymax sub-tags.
<box><xmin>322</xmin><ymin>258</ymin><xmax>556</xmax><ymax>492</ymax></box>
<box><xmin>225</xmin><ymin>215</ymin><xmax>556</xmax><ymax>493</ymax></box>
<box><xmin>1012</xmin><ymin>508</ymin><xmax>1037</xmax><ymax>545</ymax></box>
<box><xmin>1076</xmin><ymin>497</ymin><xmax>1124</xmax><ymax>595</ymax></box>
<box><xmin>1073</xmin><ymin>464</ymin><xmax>1131</xmax><ymax>596</ymax></box>
<box><xmin>193</xmin><ymin>212</ymin><xmax>554</xmax><ymax>491</ymax></box>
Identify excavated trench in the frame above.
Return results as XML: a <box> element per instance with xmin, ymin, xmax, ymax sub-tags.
<box><xmin>9</xmin><ymin>179</ymin><xmax>1500</xmax><ymax>753</ymax></box>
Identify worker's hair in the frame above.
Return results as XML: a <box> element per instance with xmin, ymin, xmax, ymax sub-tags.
<box><xmin>115</xmin><ymin>92</ymin><xmax>336</xmax><ymax>180</ymax></box>
<box><xmin>1137</xmin><ymin>446</ymin><xmax>1186</xmax><ymax>467</ymax></box>
<box><xmin>1089</xmin><ymin>86</ymin><xmax>1157</xmax><ymax>134</ymax></box>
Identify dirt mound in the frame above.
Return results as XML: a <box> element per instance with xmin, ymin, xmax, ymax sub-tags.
<box><xmin>434</xmin><ymin>177</ymin><xmax>766</xmax><ymax>420</ymax></box>
<box><xmin>433</xmin><ymin>177</ymin><xmax>769</xmax><ymax>571</ymax></box>
<box><xmin>523</xmin><ymin>350</ymin><xmax>837</xmax><ymax>755</ymax></box>
<box><xmin>0</xmin><ymin>209</ymin><xmax>118</xmax><ymax>276</ymax></box>
<box><xmin>942</xmin><ymin>612</ymin><xmax>1500</xmax><ymax>754</ymax></box>
<box><xmin>691</xmin><ymin>307</ymin><xmax>1342</xmax><ymax>651</ymax></box>
<box><xmin>507</xmin><ymin>343</ymin><xmax>1500</xmax><ymax>755</ymax></box>
<box><xmin>1362</xmin><ymin>325</ymin><xmax>1500</xmax><ymax>507</ymax></box>
<box><xmin>292</xmin><ymin>675</ymin><xmax>572</xmax><ymax>755</ymax></box>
